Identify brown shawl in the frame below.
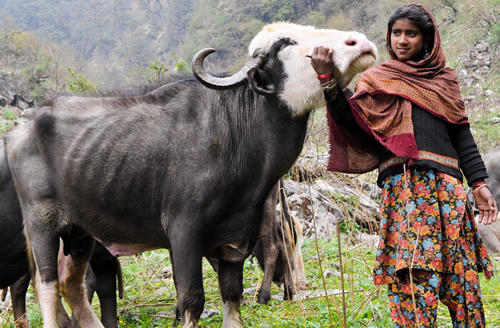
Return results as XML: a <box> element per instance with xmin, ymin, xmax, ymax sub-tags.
<box><xmin>327</xmin><ymin>4</ymin><xmax>468</xmax><ymax>174</ymax></box>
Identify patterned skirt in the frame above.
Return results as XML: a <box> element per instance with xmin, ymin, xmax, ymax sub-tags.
<box><xmin>373</xmin><ymin>167</ymin><xmax>494</xmax><ymax>285</ymax></box>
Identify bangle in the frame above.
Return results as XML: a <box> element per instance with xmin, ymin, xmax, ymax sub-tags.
<box><xmin>320</xmin><ymin>78</ymin><xmax>337</xmax><ymax>91</ymax></box>
<box><xmin>320</xmin><ymin>78</ymin><xmax>337</xmax><ymax>87</ymax></box>
<box><xmin>317</xmin><ymin>74</ymin><xmax>333</xmax><ymax>79</ymax></box>
<box><xmin>472</xmin><ymin>183</ymin><xmax>489</xmax><ymax>193</ymax></box>
<box><xmin>324</xmin><ymin>81</ymin><xmax>338</xmax><ymax>92</ymax></box>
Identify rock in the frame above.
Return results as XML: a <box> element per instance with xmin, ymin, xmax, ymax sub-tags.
<box><xmin>281</xmin><ymin>179</ymin><xmax>379</xmax><ymax>240</ymax></box>
<box><xmin>200</xmin><ymin>307</ymin><xmax>220</xmax><ymax>319</ymax></box>
<box><xmin>157</xmin><ymin>307</ymin><xmax>219</xmax><ymax>321</ymax></box>
<box><xmin>474</xmin><ymin>41</ymin><xmax>490</xmax><ymax>53</ymax></box>
<box><xmin>152</xmin><ymin>287</ymin><xmax>175</xmax><ymax>298</ymax></box>
<box><xmin>243</xmin><ymin>286</ymin><xmax>258</xmax><ymax>297</ymax></box>
<box><xmin>0</xmin><ymin>73</ymin><xmax>34</xmax><ymax>111</ymax></box>
<box><xmin>484</xmin><ymin>90</ymin><xmax>494</xmax><ymax>97</ymax></box>
<box><xmin>160</xmin><ymin>265</ymin><xmax>173</xmax><ymax>278</ymax></box>
<box><xmin>352</xmin><ymin>233</ymin><xmax>379</xmax><ymax>248</ymax></box>
<box><xmin>0</xmin><ymin>73</ymin><xmax>17</xmax><ymax>104</ymax></box>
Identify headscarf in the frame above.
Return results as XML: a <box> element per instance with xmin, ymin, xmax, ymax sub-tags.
<box><xmin>327</xmin><ymin>4</ymin><xmax>468</xmax><ymax>174</ymax></box>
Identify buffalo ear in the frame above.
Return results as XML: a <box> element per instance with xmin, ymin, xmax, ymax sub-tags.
<box><xmin>247</xmin><ymin>67</ymin><xmax>276</xmax><ymax>95</ymax></box>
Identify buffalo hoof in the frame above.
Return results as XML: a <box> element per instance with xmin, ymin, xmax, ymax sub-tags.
<box><xmin>257</xmin><ymin>291</ymin><xmax>271</xmax><ymax>304</ymax></box>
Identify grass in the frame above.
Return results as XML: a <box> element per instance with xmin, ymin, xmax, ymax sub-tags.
<box><xmin>0</xmin><ymin>121</ymin><xmax>13</xmax><ymax>136</ymax></box>
<box><xmin>470</xmin><ymin>108</ymin><xmax>500</xmax><ymax>153</ymax></box>
<box><xmin>2</xmin><ymin>239</ymin><xmax>500</xmax><ymax>327</ymax></box>
<box><xmin>0</xmin><ymin>107</ymin><xmax>18</xmax><ymax>137</ymax></box>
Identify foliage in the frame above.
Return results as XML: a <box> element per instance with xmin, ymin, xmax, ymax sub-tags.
<box><xmin>470</xmin><ymin>111</ymin><xmax>500</xmax><ymax>151</ymax></box>
<box><xmin>171</xmin><ymin>52</ymin><xmax>188</xmax><ymax>72</ymax></box>
<box><xmin>0</xmin><ymin>28</ymin><xmax>78</xmax><ymax>104</ymax></box>
<box><xmin>0</xmin><ymin>107</ymin><xmax>17</xmax><ymax>137</ymax></box>
<box><xmin>66</xmin><ymin>67</ymin><xmax>100</xmax><ymax>94</ymax></box>
<box><xmin>490</xmin><ymin>22</ymin><xmax>500</xmax><ymax>46</ymax></box>
<box><xmin>0</xmin><ymin>0</ymin><xmax>498</xmax><ymax>107</ymax></box>
<box><xmin>146</xmin><ymin>60</ymin><xmax>169</xmax><ymax>84</ymax></box>
<box><xmin>2</xmin><ymin>108</ymin><xmax>18</xmax><ymax>121</ymax></box>
<box><xmin>145</xmin><ymin>52</ymin><xmax>187</xmax><ymax>84</ymax></box>
<box><xmin>0</xmin><ymin>121</ymin><xmax>13</xmax><ymax>137</ymax></box>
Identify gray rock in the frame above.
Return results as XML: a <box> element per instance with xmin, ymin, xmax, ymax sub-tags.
<box><xmin>200</xmin><ymin>307</ymin><xmax>220</xmax><ymax>319</ymax></box>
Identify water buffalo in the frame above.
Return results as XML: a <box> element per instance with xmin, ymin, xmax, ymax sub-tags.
<box><xmin>252</xmin><ymin>179</ymin><xmax>307</xmax><ymax>304</ymax></box>
<box><xmin>0</xmin><ymin>139</ymin><xmax>123</xmax><ymax>328</ymax></box>
<box><xmin>4</xmin><ymin>22</ymin><xmax>377</xmax><ymax>327</ymax></box>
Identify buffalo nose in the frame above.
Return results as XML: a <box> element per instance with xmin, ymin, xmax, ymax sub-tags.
<box><xmin>345</xmin><ymin>35</ymin><xmax>375</xmax><ymax>54</ymax></box>
<box><xmin>345</xmin><ymin>39</ymin><xmax>357</xmax><ymax>46</ymax></box>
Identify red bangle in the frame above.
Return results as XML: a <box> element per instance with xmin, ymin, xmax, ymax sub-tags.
<box><xmin>472</xmin><ymin>183</ymin><xmax>489</xmax><ymax>192</ymax></box>
<box><xmin>317</xmin><ymin>74</ymin><xmax>333</xmax><ymax>79</ymax></box>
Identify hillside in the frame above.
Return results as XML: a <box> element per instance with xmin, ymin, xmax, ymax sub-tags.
<box><xmin>0</xmin><ymin>0</ymin><xmax>499</xmax><ymax>151</ymax></box>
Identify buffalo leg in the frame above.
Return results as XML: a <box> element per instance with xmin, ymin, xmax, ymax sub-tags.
<box><xmin>256</xmin><ymin>182</ymin><xmax>280</xmax><ymax>304</ymax></box>
<box><xmin>9</xmin><ymin>272</ymin><xmax>31</xmax><ymax>328</ymax></box>
<box><xmin>90</xmin><ymin>243</ymin><xmax>119</xmax><ymax>328</ymax></box>
<box><xmin>8</xmin><ymin>259</ymin><xmax>72</xmax><ymax>328</ymax></box>
<box><xmin>276</xmin><ymin>247</ymin><xmax>293</xmax><ymax>301</ymax></box>
<box><xmin>169</xmin><ymin>244</ymin><xmax>204</xmax><ymax>328</ymax></box>
<box><xmin>291</xmin><ymin>218</ymin><xmax>308</xmax><ymax>290</ymax></box>
<box><xmin>255</xmin><ymin>239</ymin><xmax>279</xmax><ymax>304</ymax></box>
<box><xmin>67</xmin><ymin>263</ymin><xmax>96</xmax><ymax>328</ymax></box>
<box><xmin>218</xmin><ymin>260</ymin><xmax>244</xmax><ymax>328</ymax></box>
<box><xmin>24</xmin><ymin>212</ymin><xmax>63</xmax><ymax>328</ymax></box>
<box><xmin>58</xmin><ymin>235</ymin><xmax>103</xmax><ymax>328</ymax></box>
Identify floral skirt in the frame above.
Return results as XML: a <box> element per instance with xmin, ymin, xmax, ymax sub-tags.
<box><xmin>373</xmin><ymin>167</ymin><xmax>494</xmax><ymax>286</ymax></box>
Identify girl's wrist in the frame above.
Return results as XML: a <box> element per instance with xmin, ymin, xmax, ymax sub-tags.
<box><xmin>472</xmin><ymin>182</ymin><xmax>489</xmax><ymax>193</ymax></box>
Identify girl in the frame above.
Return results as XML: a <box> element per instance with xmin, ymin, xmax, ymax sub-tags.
<box><xmin>311</xmin><ymin>4</ymin><xmax>497</xmax><ymax>327</ymax></box>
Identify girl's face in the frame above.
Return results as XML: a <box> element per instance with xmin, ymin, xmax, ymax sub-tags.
<box><xmin>390</xmin><ymin>18</ymin><xmax>426</xmax><ymax>61</ymax></box>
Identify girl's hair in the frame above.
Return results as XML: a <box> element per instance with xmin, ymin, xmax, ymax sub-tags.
<box><xmin>385</xmin><ymin>4</ymin><xmax>435</xmax><ymax>60</ymax></box>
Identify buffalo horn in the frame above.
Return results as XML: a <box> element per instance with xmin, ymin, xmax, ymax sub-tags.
<box><xmin>192</xmin><ymin>48</ymin><xmax>264</xmax><ymax>90</ymax></box>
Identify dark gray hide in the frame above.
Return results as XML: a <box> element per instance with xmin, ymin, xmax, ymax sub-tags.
<box><xmin>0</xmin><ymin>140</ymin><xmax>27</xmax><ymax>289</ymax></box>
<box><xmin>0</xmin><ymin>139</ymin><xmax>122</xmax><ymax>328</ymax></box>
<box><xmin>5</xmin><ymin>40</ymin><xmax>308</xmax><ymax>328</ymax></box>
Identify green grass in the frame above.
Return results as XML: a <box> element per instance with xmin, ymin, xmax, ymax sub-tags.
<box><xmin>470</xmin><ymin>110</ymin><xmax>500</xmax><ymax>153</ymax></box>
<box><xmin>0</xmin><ymin>121</ymin><xmax>13</xmax><ymax>137</ymax></box>
<box><xmin>0</xmin><ymin>107</ymin><xmax>19</xmax><ymax>137</ymax></box>
<box><xmin>2</xmin><ymin>238</ymin><xmax>499</xmax><ymax>327</ymax></box>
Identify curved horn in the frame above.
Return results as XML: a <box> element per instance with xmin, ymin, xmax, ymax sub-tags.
<box><xmin>192</xmin><ymin>48</ymin><xmax>265</xmax><ymax>90</ymax></box>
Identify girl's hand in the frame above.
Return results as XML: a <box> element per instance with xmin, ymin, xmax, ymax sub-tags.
<box><xmin>473</xmin><ymin>183</ymin><xmax>498</xmax><ymax>225</ymax></box>
<box><xmin>310</xmin><ymin>46</ymin><xmax>336</xmax><ymax>78</ymax></box>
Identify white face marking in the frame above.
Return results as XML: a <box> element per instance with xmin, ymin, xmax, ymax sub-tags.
<box><xmin>248</xmin><ymin>22</ymin><xmax>378</xmax><ymax>116</ymax></box>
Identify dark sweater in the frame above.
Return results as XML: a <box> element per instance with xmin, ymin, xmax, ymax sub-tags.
<box><xmin>326</xmin><ymin>89</ymin><xmax>488</xmax><ymax>187</ymax></box>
